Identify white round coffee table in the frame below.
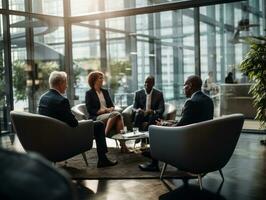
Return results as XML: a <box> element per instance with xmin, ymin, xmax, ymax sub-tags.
<box><xmin>111</xmin><ymin>131</ymin><xmax>149</xmax><ymax>150</ymax></box>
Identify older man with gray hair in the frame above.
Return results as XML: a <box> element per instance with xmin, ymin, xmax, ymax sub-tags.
<box><xmin>38</xmin><ymin>71</ymin><xmax>117</xmax><ymax>168</ymax></box>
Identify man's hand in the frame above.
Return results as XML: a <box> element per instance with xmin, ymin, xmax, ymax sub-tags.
<box><xmin>136</xmin><ymin>108</ymin><xmax>144</xmax><ymax>113</ymax></box>
<box><xmin>155</xmin><ymin>119</ymin><xmax>164</xmax><ymax>126</ymax></box>
<box><xmin>155</xmin><ymin>119</ymin><xmax>176</xmax><ymax>126</ymax></box>
<box><xmin>145</xmin><ymin>109</ymin><xmax>154</xmax><ymax>115</ymax></box>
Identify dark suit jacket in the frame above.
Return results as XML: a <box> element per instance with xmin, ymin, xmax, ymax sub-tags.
<box><xmin>176</xmin><ymin>91</ymin><xmax>214</xmax><ymax>126</ymax></box>
<box><xmin>85</xmin><ymin>88</ymin><xmax>114</xmax><ymax>120</ymax></box>
<box><xmin>38</xmin><ymin>89</ymin><xmax>78</xmax><ymax>127</ymax></box>
<box><xmin>133</xmin><ymin>88</ymin><xmax>165</xmax><ymax>117</ymax></box>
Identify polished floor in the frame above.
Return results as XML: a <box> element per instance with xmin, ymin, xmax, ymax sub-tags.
<box><xmin>1</xmin><ymin>133</ymin><xmax>266</xmax><ymax>200</ymax></box>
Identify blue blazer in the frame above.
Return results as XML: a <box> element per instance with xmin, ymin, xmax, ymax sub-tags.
<box><xmin>38</xmin><ymin>89</ymin><xmax>78</xmax><ymax>127</ymax></box>
<box><xmin>85</xmin><ymin>88</ymin><xmax>114</xmax><ymax>120</ymax></box>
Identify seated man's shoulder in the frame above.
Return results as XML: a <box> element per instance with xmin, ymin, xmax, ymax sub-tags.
<box><xmin>153</xmin><ymin>88</ymin><xmax>163</xmax><ymax>94</ymax></box>
<box><xmin>138</xmin><ymin>88</ymin><xmax>145</xmax><ymax>92</ymax></box>
<box><xmin>135</xmin><ymin>89</ymin><xmax>145</xmax><ymax>95</ymax></box>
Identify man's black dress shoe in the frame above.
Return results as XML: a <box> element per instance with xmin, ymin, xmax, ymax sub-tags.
<box><xmin>139</xmin><ymin>162</ymin><xmax>159</xmax><ymax>172</ymax></box>
<box><xmin>97</xmin><ymin>158</ymin><xmax>118</xmax><ymax>168</ymax></box>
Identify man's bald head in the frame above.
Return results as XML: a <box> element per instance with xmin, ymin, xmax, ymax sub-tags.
<box><xmin>144</xmin><ymin>75</ymin><xmax>155</xmax><ymax>94</ymax></box>
<box><xmin>184</xmin><ymin>75</ymin><xmax>202</xmax><ymax>97</ymax></box>
<box><xmin>186</xmin><ymin>75</ymin><xmax>202</xmax><ymax>90</ymax></box>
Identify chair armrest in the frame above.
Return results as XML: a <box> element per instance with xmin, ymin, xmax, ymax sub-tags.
<box><xmin>149</xmin><ymin>125</ymin><xmax>183</xmax><ymax>165</ymax></box>
<box><xmin>72</xmin><ymin>120</ymin><xmax>94</xmax><ymax>147</ymax></box>
<box><xmin>71</xmin><ymin>109</ymin><xmax>86</xmax><ymax>121</ymax></box>
<box><xmin>61</xmin><ymin>120</ymin><xmax>94</xmax><ymax>159</ymax></box>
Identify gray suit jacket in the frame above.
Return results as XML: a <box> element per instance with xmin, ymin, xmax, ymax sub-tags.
<box><xmin>133</xmin><ymin>88</ymin><xmax>165</xmax><ymax>117</ymax></box>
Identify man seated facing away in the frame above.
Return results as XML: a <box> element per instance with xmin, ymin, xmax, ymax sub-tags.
<box><xmin>132</xmin><ymin>75</ymin><xmax>165</xmax><ymax>131</ymax></box>
<box><xmin>38</xmin><ymin>71</ymin><xmax>117</xmax><ymax>168</ymax></box>
<box><xmin>139</xmin><ymin>75</ymin><xmax>214</xmax><ymax>172</ymax></box>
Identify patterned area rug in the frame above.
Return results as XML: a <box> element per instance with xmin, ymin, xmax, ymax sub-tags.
<box><xmin>57</xmin><ymin>148</ymin><xmax>195</xmax><ymax>180</ymax></box>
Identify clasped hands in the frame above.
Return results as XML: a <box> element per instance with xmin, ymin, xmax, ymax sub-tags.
<box><xmin>155</xmin><ymin>119</ymin><xmax>176</xmax><ymax>126</ymax></box>
<box><xmin>100</xmin><ymin>107</ymin><xmax>115</xmax><ymax>114</ymax></box>
<box><xmin>136</xmin><ymin>108</ymin><xmax>154</xmax><ymax>116</ymax></box>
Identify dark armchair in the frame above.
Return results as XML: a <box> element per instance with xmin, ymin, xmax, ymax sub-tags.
<box><xmin>10</xmin><ymin>111</ymin><xmax>94</xmax><ymax>166</ymax></box>
<box><xmin>149</xmin><ymin>113</ymin><xmax>244</xmax><ymax>189</ymax></box>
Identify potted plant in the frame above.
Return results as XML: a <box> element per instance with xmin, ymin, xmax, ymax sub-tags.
<box><xmin>239</xmin><ymin>36</ymin><xmax>266</xmax><ymax>127</ymax></box>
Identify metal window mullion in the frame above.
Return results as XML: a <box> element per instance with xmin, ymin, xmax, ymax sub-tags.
<box><xmin>70</xmin><ymin>0</ymin><xmax>245</xmax><ymax>23</ymax></box>
<box><xmin>263</xmin><ymin>0</ymin><xmax>266</xmax><ymax>33</ymax></box>
<box><xmin>25</xmin><ymin>0</ymin><xmax>36</xmax><ymax>113</ymax></box>
<box><xmin>64</xmin><ymin>0</ymin><xmax>75</xmax><ymax>105</ymax></box>
<box><xmin>194</xmin><ymin>7</ymin><xmax>201</xmax><ymax>76</ymax></box>
<box><xmin>219</xmin><ymin>4</ymin><xmax>226</xmax><ymax>83</ymax></box>
<box><xmin>99</xmin><ymin>0</ymin><xmax>107</xmax><ymax>75</ymax></box>
<box><xmin>173</xmin><ymin>10</ymin><xmax>184</xmax><ymax>99</ymax></box>
<box><xmin>124</xmin><ymin>0</ymin><xmax>138</xmax><ymax>92</ymax></box>
<box><xmin>154</xmin><ymin>12</ymin><xmax>162</xmax><ymax>91</ymax></box>
<box><xmin>2</xmin><ymin>0</ymin><xmax>13</xmax><ymax>132</ymax></box>
<box><xmin>207</xmin><ymin>5</ymin><xmax>217</xmax><ymax>81</ymax></box>
<box><xmin>225</xmin><ymin>3</ymin><xmax>235</xmax><ymax>75</ymax></box>
<box><xmin>148</xmin><ymin>13</ymin><xmax>155</xmax><ymax>77</ymax></box>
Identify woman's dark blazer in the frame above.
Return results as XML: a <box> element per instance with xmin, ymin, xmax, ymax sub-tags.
<box><xmin>85</xmin><ymin>88</ymin><xmax>114</xmax><ymax>120</ymax></box>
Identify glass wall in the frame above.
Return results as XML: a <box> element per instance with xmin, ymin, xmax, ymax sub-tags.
<box><xmin>0</xmin><ymin>0</ymin><xmax>266</xmax><ymax>133</ymax></box>
<box><xmin>0</xmin><ymin>14</ymin><xmax>8</xmax><ymax>133</ymax></box>
<box><xmin>10</xmin><ymin>15</ymin><xmax>28</xmax><ymax>111</ymax></box>
<box><xmin>72</xmin><ymin>23</ymin><xmax>101</xmax><ymax>104</ymax></box>
<box><xmin>10</xmin><ymin>14</ymin><xmax>62</xmax><ymax>113</ymax></box>
<box><xmin>70</xmin><ymin>0</ymin><xmax>191</xmax><ymax>15</ymax></box>
<box><xmin>9</xmin><ymin>0</ymin><xmax>64</xmax><ymax>16</ymax></box>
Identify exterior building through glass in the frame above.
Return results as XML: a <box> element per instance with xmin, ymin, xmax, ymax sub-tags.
<box><xmin>0</xmin><ymin>0</ymin><xmax>265</xmax><ymax>134</ymax></box>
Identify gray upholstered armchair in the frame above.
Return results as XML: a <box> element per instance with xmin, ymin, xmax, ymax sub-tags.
<box><xmin>149</xmin><ymin>113</ymin><xmax>244</xmax><ymax>189</ymax></box>
<box><xmin>10</xmin><ymin>111</ymin><xmax>94</xmax><ymax>166</ymax></box>
<box><xmin>122</xmin><ymin>102</ymin><xmax>177</xmax><ymax>131</ymax></box>
<box><xmin>71</xmin><ymin>103</ymin><xmax>122</xmax><ymax>121</ymax></box>
<box><xmin>71</xmin><ymin>103</ymin><xmax>89</xmax><ymax>120</ymax></box>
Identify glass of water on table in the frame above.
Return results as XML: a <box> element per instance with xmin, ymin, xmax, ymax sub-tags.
<box><xmin>133</xmin><ymin>127</ymin><xmax>139</xmax><ymax>134</ymax></box>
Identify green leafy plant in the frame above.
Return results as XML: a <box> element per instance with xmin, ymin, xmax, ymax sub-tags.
<box><xmin>109</xmin><ymin>60</ymin><xmax>131</xmax><ymax>92</ymax></box>
<box><xmin>13</xmin><ymin>60</ymin><xmax>83</xmax><ymax>102</ymax></box>
<box><xmin>13</xmin><ymin>60</ymin><xmax>27</xmax><ymax>101</ymax></box>
<box><xmin>239</xmin><ymin>36</ymin><xmax>266</xmax><ymax>126</ymax></box>
<box><xmin>12</xmin><ymin>61</ymin><xmax>58</xmax><ymax>101</ymax></box>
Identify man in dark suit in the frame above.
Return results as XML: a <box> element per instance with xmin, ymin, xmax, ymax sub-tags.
<box><xmin>38</xmin><ymin>71</ymin><xmax>117</xmax><ymax>168</ymax></box>
<box><xmin>133</xmin><ymin>75</ymin><xmax>165</xmax><ymax>131</ymax></box>
<box><xmin>139</xmin><ymin>75</ymin><xmax>214</xmax><ymax>171</ymax></box>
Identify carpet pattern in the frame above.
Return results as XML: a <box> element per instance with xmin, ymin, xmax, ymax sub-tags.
<box><xmin>58</xmin><ymin>148</ymin><xmax>195</xmax><ymax>180</ymax></box>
